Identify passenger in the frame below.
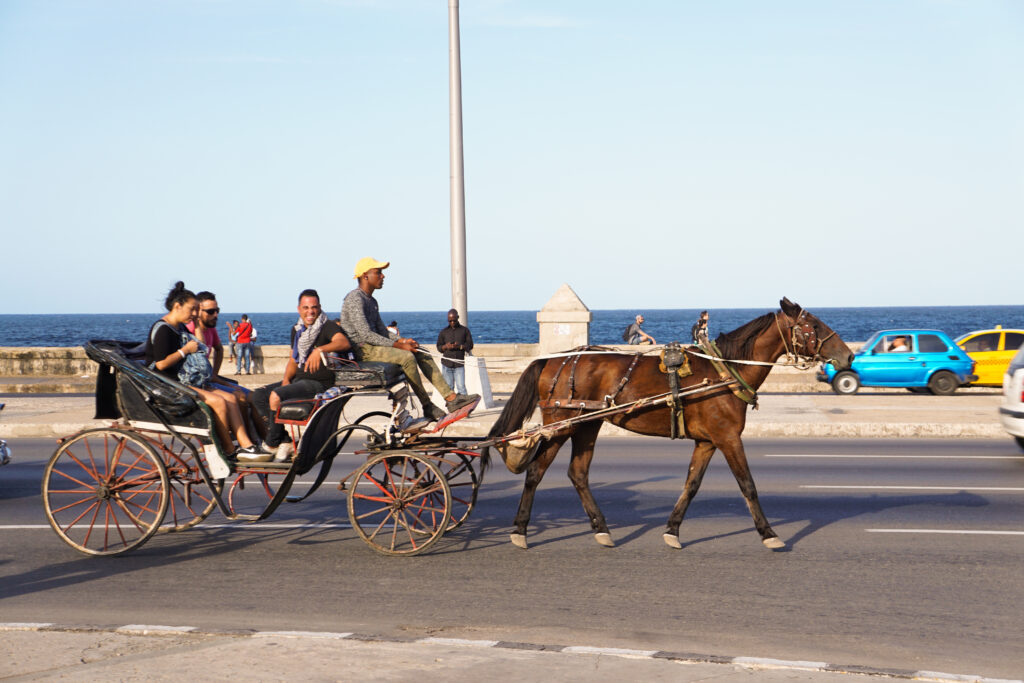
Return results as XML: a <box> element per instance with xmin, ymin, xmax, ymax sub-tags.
<box><xmin>251</xmin><ymin>289</ymin><xmax>352</xmax><ymax>462</ymax></box>
<box><xmin>340</xmin><ymin>257</ymin><xmax>478</xmax><ymax>422</ymax></box>
<box><xmin>189</xmin><ymin>290</ymin><xmax>266</xmax><ymax>441</ymax></box>
<box><xmin>888</xmin><ymin>336</ymin><xmax>909</xmax><ymax>352</ymax></box>
<box><xmin>146</xmin><ymin>282</ymin><xmax>262</xmax><ymax>457</ymax></box>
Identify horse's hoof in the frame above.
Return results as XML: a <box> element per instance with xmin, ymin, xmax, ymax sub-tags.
<box><xmin>510</xmin><ymin>533</ymin><xmax>528</xmax><ymax>549</ymax></box>
<box><xmin>594</xmin><ymin>532</ymin><xmax>615</xmax><ymax>547</ymax></box>
<box><xmin>763</xmin><ymin>536</ymin><xmax>786</xmax><ymax>549</ymax></box>
<box><xmin>663</xmin><ymin>533</ymin><xmax>682</xmax><ymax>549</ymax></box>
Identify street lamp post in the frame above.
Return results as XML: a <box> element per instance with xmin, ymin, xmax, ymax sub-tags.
<box><xmin>448</xmin><ymin>0</ymin><xmax>468</xmax><ymax>324</ymax></box>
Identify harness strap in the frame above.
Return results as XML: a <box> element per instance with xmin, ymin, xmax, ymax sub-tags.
<box><xmin>699</xmin><ymin>339</ymin><xmax>758</xmax><ymax>407</ymax></box>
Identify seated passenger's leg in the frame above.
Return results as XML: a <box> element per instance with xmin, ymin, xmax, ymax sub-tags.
<box><xmin>358</xmin><ymin>345</ymin><xmax>441</xmax><ymax>416</ymax></box>
<box><xmin>264</xmin><ymin>379</ymin><xmax>325</xmax><ymax>448</ymax></box>
<box><xmin>193</xmin><ymin>388</ymin><xmax>237</xmax><ymax>453</ymax></box>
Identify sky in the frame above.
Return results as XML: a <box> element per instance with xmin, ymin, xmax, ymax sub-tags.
<box><xmin>1</xmin><ymin>0</ymin><xmax>1021</xmax><ymax>315</ymax></box>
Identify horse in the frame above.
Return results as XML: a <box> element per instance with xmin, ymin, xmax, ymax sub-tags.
<box><xmin>483</xmin><ymin>298</ymin><xmax>854</xmax><ymax>550</ymax></box>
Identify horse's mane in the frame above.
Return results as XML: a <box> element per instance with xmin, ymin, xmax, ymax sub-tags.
<box><xmin>713</xmin><ymin>312</ymin><xmax>776</xmax><ymax>360</ymax></box>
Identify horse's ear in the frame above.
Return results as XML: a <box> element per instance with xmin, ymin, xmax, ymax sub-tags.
<box><xmin>779</xmin><ymin>297</ymin><xmax>799</xmax><ymax>316</ymax></box>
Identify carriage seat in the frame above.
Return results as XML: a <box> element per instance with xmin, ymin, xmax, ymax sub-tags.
<box><xmin>332</xmin><ymin>360</ymin><xmax>403</xmax><ymax>389</ymax></box>
<box><xmin>277</xmin><ymin>397</ymin><xmax>323</xmax><ymax>423</ymax></box>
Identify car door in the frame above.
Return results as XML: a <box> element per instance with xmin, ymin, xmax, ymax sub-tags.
<box><xmin>858</xmin><ymin>335</ymin><xmax>918</xmax><ymax>385</ymax></box>
<box><xmin>961</xmin><ymin>332</ymin><xmax>1002</xmax><ymax>384</ymax></box>
<box><xmin>914</xmin><ymin>332</ymin><xmax>960</xmax><ymax>383</ymax></box>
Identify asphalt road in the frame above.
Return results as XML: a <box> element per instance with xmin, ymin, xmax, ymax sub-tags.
<box><xmin>2</xmin><ymin>436</ymin><xmax>1023</xmax><ymax>679</ymax></box>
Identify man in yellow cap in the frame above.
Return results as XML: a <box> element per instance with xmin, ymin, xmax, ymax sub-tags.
<box><xmin>340</xmin><ymin>257</ymin><xmax>478</xmax><ymax>421</ymax></box>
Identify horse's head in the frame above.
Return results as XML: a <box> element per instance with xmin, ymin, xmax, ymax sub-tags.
<box><xmin>778</xmin><ymin>297</ymin><xmax>854</xmax><ymax>369</ymax></box>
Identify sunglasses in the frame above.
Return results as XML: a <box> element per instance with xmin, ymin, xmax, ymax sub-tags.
<box><xmin>201</xmin><ymin>308</ymin><xmax>220</xmax><ymax>315</ymax></box>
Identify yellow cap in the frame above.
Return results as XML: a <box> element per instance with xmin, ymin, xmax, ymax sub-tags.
<box><xmin>353</xmin><ymin>257</ymin><xmax>390</xmax><ymax>279</ymax></box>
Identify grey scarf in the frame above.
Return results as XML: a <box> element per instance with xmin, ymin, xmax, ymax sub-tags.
<box><xmin>294</xmin><ymin>312</ymin><xmax>328</xmax><ymax>366</ymax></box>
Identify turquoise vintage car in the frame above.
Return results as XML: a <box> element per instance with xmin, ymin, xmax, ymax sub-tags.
<box><xmin>817</xmin><ymin>329</ymin><xmax>977</xmax><ymax>395</ymax></box>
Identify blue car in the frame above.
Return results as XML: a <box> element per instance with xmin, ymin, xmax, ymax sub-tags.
<box><xmin>817</xmin><ymin>329</ymin><xmax>977</xmax><ymax>395</ymax></box>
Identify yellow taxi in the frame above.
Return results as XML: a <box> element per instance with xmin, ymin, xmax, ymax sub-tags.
<box><xmin>955</xmin><ymin>326</ymin><xmax>1024</xmax><ymax>386</ymax></box>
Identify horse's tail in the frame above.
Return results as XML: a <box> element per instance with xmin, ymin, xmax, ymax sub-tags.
<box><xmin>481</xmin><ymin>358</ymin><xmax>545</xmax><ymax>470</ymax></box>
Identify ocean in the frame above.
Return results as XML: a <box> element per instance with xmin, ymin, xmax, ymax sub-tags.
<box><xmin>1</xmin><ymin>306</ymin><xmax>1023</xmax><ymax>348</ymax></box>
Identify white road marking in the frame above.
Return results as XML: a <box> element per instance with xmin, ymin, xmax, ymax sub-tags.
<box><xmin>733</xmin><ymin>656</ymin><xmax>828</xmax><ymax>670</ymax></box>
<box><xmin>867</xmin><ymin>529</ymin><xmax>1024</xmax><ymax>536</ymax></box>
<box><xmin>562</xmin><ymin>646</ymin><xmax>659</xmax><ymax>658</ymax></box>
<box><xmin>801</xmin><ymin>485</ymin><xmax>1024</xmax><ymax>492</ymax></box>
<box><xmin>0</xmin><ymin>523</ymin><xmax>353</xmax><ymax>530</ymax></box>
<box><xmin>765</xmin><ymin>454</ymin><xmax>1024</xmax><ymax>460</ymax></box>
<box><xmin>420</xmin><ymin>637</ymin><xmax>500</xmax><ymax>648</ymax></box>
<box><xmin>117</xmin><ymin>625</ymin><xmax>197</xmax><ymax>634</ymax></box>
<box><xmin>255</xmin><ymin>631</ymin><xmax>353</xmax><ymax>639</ymax></box>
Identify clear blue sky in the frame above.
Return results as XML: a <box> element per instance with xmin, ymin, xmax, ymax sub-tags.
<box><xmin>1</xmin><ymin>1</ymin><xmax>1021</xmax><ymax>315</ymax></box>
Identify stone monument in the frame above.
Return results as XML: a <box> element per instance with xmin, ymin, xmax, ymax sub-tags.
<box><xmin>537</xmin><ymin>284</ymin><xmax>591</xmax><ymax>355</ymax></box>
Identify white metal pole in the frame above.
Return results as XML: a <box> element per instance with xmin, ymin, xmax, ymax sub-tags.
<box><xmin>448</xmin><ymin>0</ymin><xmax>468</xmax><ymax>324</ymax></box>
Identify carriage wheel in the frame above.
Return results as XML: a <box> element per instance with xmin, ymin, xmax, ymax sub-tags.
<box><xmin>43</xmin><ymin>429</ymin><xmax>169</xmax><ymax>556</ymax></box>
<box><xmin>348</xmin><ymin>452</ymin><xmax>451</xmax><ymax>556</ymax></box>
<box><xmin>435</xmin><ymin>452</ymin><xmax>479</xmax><ymax>531</ymax></box>
<box><xmin>227</xmin><ymin>470</ymin><xmax>286</xmax><ymax>517</ymax></box>
<box><xmin>151</xmin><ymin>434</ymin><xmax>222</xmax><ymax>531</ymax></box>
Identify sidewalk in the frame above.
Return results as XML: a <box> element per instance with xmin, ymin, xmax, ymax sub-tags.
<box><xmin>0</xmin><ymin>377</ymin><xmax>1006</xmax><ymax>439</ymax></box>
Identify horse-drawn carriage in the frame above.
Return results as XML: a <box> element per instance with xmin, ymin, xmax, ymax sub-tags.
<box><xmin>43</xmin><ymin>299</ymin><xmax>854</xmax><ymax>556</ymax></box>
<box><xmin>42</xmin><ymin>339</ymin><xmax>485</xmax><ymax>556</ymax></box>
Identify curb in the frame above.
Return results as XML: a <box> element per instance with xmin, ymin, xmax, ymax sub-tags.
<box><xmin>0</xmin><ymin>623</ymin><xmax>1017</xmax><ymax>682</ymax></box>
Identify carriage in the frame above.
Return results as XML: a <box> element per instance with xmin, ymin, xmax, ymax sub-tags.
<box><xmin>43</xmin><ymin>299</ymin><xmax>855</xmax><ymax>556</ymax></box>
<box><xmin>42</xmin><ymin>339</ymin><xmax>486</xmax><ymax>557</ymax></box>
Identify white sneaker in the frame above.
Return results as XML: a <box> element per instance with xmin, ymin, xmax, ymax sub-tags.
<box><xmin>274</xmin><ymin>442</ymin><xmax>295</xmax><ymax>463</ymax></box>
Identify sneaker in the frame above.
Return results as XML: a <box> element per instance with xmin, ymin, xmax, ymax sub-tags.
<box><xmin>399</xmin><ymin>415</ymin><xmax>431</xmax><ymax>434</ymax></box>
<box><xmin>274</xmin><ymin>443</ymin><xmax>295</xmax><ymax>463</ymax></box>
<box><xmin>424</xmin><ymin>404</ymin><xmax>447</xmax><ymax>422</ymax></box>
<box><xmin>445</xmin><ymin>393</ymin><xmax>480</xmax><ymax>413</ymax></box>
<box><xmin>256</xmin><ymin>441</ymin><xmax>277</xmax><ymax>456</ymax></box>
<box><xmin>235</xmin><ymin>444</ymin><xmax>272</xmax><ymax>462</ymax></box>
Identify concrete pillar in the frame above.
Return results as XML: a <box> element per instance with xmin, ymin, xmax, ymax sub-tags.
<box><xmin>536</xmin><ymin>284</ymin><xmax>592</xmax><ymax>355</ymax></box>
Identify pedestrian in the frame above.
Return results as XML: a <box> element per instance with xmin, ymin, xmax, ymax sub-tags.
<box><xmin>436</xmin><ymin>308</ymin><xmax>473</xmax><ymax>395</ymax></box>
<box><xmin>226</xmin><ymin>320</ymin><xmax>239</xmax><ymax>362</ymax></box>
<box><xmin>625</xmin><ymin>314</ymin><xmax>656</xmax><ymax>345</ymax></box>
<box><xmin>691</xmin><ymin>310</ymin><xmax>709</xmax><ymax>345</ymax></box>
<box><xmin>235</xmin><ymin>314</ymin><xmax>254</xmax><ymax>375</ymax></box>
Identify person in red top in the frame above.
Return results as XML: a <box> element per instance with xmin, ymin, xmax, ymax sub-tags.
<box><xmin>235</xmin><ymin>314</ymin><xmax>254</xmax><ymax>375</ymax></box>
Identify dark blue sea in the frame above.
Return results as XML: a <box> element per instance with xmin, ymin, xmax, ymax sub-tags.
<box><xmin>2</xmin><ymin>306</ymin><xmax>1023</xmax><ymax>347</ymax></box>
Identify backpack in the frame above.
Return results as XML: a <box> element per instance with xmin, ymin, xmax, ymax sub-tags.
<box><xmin>621</xmin><ymin>325</ymin><xmax>632</xmax><ymax>343</ymax></box>
<box><xmin>149</xmin><ymin>322</ymin><xmax>213</xmax><ymax>388</ymax></box>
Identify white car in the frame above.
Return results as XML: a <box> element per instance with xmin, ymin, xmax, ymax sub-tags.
<box><xmin>999</xmin><ymin>345</ymin><xmax>1024</xmax><ymax>451</ymax></box>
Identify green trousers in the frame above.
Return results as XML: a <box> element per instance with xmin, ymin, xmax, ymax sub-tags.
<box><xmin>354</xmin><ymin>344</ymin><xmax>452</xmax><ymax>408</ymax></box>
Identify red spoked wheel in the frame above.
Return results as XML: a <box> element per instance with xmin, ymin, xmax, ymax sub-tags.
<box><xmin>151</xmin><ymin>434</ymin><xmax>222</xmax><ymax>531</ymax></box>
<box><xmin>433</xmin><ymin>451</ymin><xmax>480</xmax><ymax>531</ymax></box>
<box><xmin>42</xmin><ymin>429</ymin><xmax>169</xmax><ymax>556</ymax></box>
<box><xmin>347</xmin><ymin>451</ymin><xmax>451</xmax><ymax>556</ymax></box>
<box><xmin>227</xmin><ymin>469</ymin><xmax>288</xmax><ymax>518</ymax></box>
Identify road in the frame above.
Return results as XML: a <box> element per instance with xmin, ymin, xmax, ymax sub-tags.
<box><xmin>2</xmin><ymin>436</ymin><xmax>1023</xmax><ymax>679</ymax></box>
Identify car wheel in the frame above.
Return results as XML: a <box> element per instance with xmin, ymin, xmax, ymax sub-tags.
<box><xmin>831</xmin><ymin>371</ymin><xmax>860</xmax><ymax>395</ymax></box>
<box><xmin>1015</xmin><ymin>436</ymin><xmax>1024</xmax><ymax>452</ymax></box>
<box><xmin>928</xmin><ymin>371</ymin><xmax>958</xmax><ymax>396</ymax></box>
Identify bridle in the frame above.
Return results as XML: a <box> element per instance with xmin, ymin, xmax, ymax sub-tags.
<box><xmin>774</xmin><ymin>308</ymin><xmax>837</xmax><ymax>369</ymax></box>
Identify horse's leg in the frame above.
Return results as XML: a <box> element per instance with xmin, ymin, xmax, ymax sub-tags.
<box><xmin>663</xmin><ymin>440</ymin><xmax>716</xmax><ymax>549</ymax></box>
<box><xmin>565</xmin><ymin>422</ymin><xmax>614</xmax><ymax>547</ymax></box>
<box><xmin>718</xmin><ymin>437</ymin><xmax>785</xmax><ymax>549</ymax></box>
<box><xmin>510</xmin><ymin>434</ymin><xmax>567</xmax><ymax>549</ymax></box>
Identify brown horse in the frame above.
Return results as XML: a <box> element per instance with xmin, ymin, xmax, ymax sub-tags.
<box><xmin>484</xmin><ymin>298</ymin><xmax>854</xmax><ymax>550</ymax></box>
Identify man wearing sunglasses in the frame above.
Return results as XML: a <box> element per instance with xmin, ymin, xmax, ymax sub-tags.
<box><xmin>186</xmin><ymin>291</ymin><xmax>225</xmax><ymax>374</ymax></box>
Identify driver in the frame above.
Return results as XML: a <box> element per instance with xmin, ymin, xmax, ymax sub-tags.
<box><xmin>340</xmin><ymin>257</ymin><xmax>478</xmax><ymax>422</ymax></box>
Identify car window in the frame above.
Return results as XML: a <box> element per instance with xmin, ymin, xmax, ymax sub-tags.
<box><xmin>881</xmin><ymin>335</ymin><xmax>912</xmax><ymax>352</ymax></box>
<box><xmin>918</xmin><ymin>334</ymin><xmax>948</xmax><ymax>353</ymax></box>
<box><xmin>1004</xmin><ymin>332</ymin><xmax>1024</xmax><ymax>351</ymax></box>
<box><xmin>961</xmin><ymin>332</ymin><xmax>999</xmax><ymax>352</ymax></box>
